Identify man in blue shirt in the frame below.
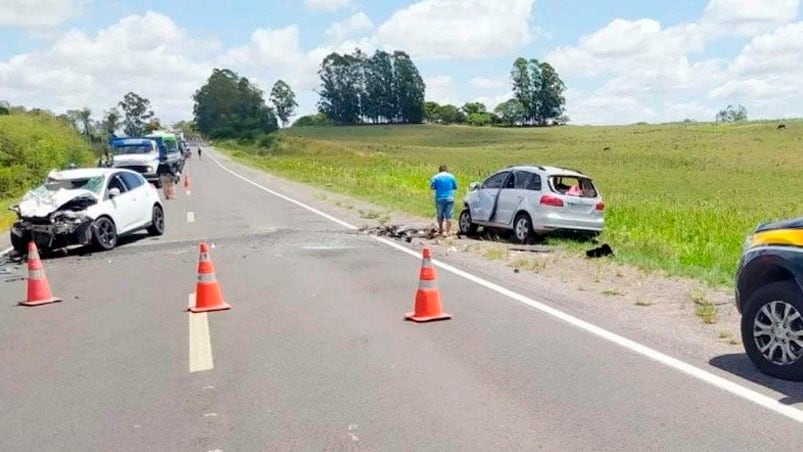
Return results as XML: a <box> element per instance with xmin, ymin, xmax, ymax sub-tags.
<box><xmin>430</xmin><ymin>165</ymin><xmax>458</xmax><ymax>237</ymax></box>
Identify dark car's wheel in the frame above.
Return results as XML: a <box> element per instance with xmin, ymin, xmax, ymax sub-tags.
<box><xmin>147</xmin><ymin>204</ymin><xmax>165</xmax><ymax>236</ymax></box>
<box><xmin>458</xmin><ymin>209</ymin><xmax>478</xmax><ymax>235</ymax></box>
<box><xmin>10</xmin><ymin>230</ymin><xmax>30</xmax><ymax>254</ymax></box>
<box><xmin>92</xmin><ymin>217</ymin><xmax>118</xmax><ymax>251</ymax></box>
<box><xmin>741</xmin><ymin>281</ymin><xmax>803</xmax><ymax>381</ymax></box>
<box><xmin>513</xmin><ymin>212</ymin><xmax>534</xmax><ymax>244</ymax></box>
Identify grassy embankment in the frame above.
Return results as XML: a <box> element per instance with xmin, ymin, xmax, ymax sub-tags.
<box><xmin>0</xmin><ymin>113</ymin><xmax>94</xmax><ymax>231</ymax></box>
<box><xmin>220</xmin><ymin>120</ymin><xmax>803</xmax><ymax>286</ymax></box>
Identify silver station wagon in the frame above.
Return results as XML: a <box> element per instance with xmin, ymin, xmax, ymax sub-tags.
<box><xmin>459</xmin><ymin>165</ymin><xmax>605</xmax><ymax>243</ymax></box>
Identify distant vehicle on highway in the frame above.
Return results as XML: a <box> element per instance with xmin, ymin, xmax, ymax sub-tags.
<box><xmin>9</xmin><ymin>168</ymin><xmax>165</xmax><ymax>254</ymax></box>
<box><xmin>459</xmin><ymin>165</ymin><xmax>605</xmax><ymax>243</ymax></box>
<box><xmin>145</xmin><ymin>131</ymin><xmax>185</xmax><ymax>178</ymax></box>
<box><xmin>110</xmin><ymin>137</ymin><xmax>162</xmax><ymax>185</ymax></box>
<box><xmin>736</xmin><ymin>218</ymin><xmax>803</xmax><ymax>380</ymax></box>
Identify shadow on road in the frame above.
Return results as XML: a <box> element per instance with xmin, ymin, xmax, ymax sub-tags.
<box><xmin>710</xmin><ymin>354</ymin><xmax>803</xmax><ymax>405</ymax></box>
<box><xmin>38</xmin><ymin>232</ymin><xmax>155</xmax><ymax>260</ymax></box>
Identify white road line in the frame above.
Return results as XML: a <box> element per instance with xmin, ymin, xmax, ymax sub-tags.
<box><xmin>186</xmin><ymin>190</ymin><xmax>192</xmax><ymax>197</ymax></box>
<box><xmin>188</xmin><ymin>293</ymin><xmax>214</xmax><ymax>373</ymax></box>
<box><xmin>187</xmin><ymin>211</ymin><xmax>196</xmax><ymax>223</ymax></box>
<box><xmin>1</xmin><ymin>246</ymin><xmax>12</xmax><ymax>256</ymax></box>
<box><xmin>207</xmin><ymin>152</ymin><xmax>803</xmax><ymax>424</ymax></box>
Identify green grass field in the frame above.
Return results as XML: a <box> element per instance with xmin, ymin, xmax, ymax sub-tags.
<box><xmin>221</xmin><ymin>120</ymin><xmax>803</xmax><ymax>286</ymax></box>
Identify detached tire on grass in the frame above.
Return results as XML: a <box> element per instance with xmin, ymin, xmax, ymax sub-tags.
<box><xmin>741</xmin><ymin>281</ymin><xmax>803</xmax><ymax>381</ymax></box>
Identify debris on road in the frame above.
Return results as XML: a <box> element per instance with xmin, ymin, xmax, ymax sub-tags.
<box><xmin>359</xmin><ymin>224</ymin><xmax>440</xmax><ymax>240</ymax></box>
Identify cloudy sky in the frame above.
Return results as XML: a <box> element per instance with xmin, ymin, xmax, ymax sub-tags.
<box><xmin>1</xmin><ymin>0</ymin><xmax>801</xmax><ymax>125</ymax></box>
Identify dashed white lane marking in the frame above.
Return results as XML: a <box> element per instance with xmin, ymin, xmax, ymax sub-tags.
<box><xmin>187</xmin><ymin>211</ymin><xmax>196</xmax><ymax>223</ymax></box>
<box><xmin>207</xmin><ymin>152</ymin><xmax>803</xmax><ymax>424</ymax></box>
<box><xmin>186</xmin><ymin>190</ymin><xmax>192</xmax><ymax>196</ymax></box>
<box><xmin>188</xmin><ymin>293</ymin><xmax>214</xmax><ymax>373</ymax></box>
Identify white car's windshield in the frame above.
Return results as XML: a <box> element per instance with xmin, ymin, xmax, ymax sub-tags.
<box><xmin>43</xmin><ymin>176</ymin><xmax>104</xmax><ymax>195</ymax></box>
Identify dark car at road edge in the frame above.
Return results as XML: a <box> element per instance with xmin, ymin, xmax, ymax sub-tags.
<box><xmin>736</xmin><ymin>217</ymin><xmax>803</xmax><ymax>381</ymax></box>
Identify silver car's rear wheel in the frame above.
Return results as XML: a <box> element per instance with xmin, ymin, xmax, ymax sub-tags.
<box><xmin>513</xmin><ymin>213</ymin><xmax>533</xmax><ymax>243</ymax></box>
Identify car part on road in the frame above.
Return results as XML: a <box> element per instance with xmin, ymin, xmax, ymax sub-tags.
<box><xmin>359</xmin><ymin>224</ymin><xmax>440</xmax><ymax>240</ymax></box>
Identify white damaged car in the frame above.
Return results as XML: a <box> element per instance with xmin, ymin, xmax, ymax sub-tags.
<box><xmin>9</xmin><ymin>168</ymin><xmax>165</xmax><ymax>254</ymax></box>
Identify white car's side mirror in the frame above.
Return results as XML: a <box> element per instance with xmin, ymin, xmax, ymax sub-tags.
<box><xmin>469</xmin><ymin>182</ymin><xmax>480</xmax><ymax>191</ymax></box>
<box><xmin>109</xmin><ymin>188</ymin><xmax>121</xmax><ymax>198</ymax></box>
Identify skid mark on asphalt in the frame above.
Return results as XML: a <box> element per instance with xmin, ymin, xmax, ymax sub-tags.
<box><xmin>208</xmin><ymin>151</ymin><xmax>803</xmax><ymax>424</ymax></box>
<box><xmin>188</xmin><ymin>293</ymin><xmax>214</xmax><ymax>372</ymax></box>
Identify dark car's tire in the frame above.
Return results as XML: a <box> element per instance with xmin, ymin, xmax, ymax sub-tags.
<box><xmin>513</xmin><ymin>212</ymin><xmax>535</xmax><ymax>244</ymax></box>
<box><xmin>458</xmin><ymin>209</ymin><xmax>478</xmax><ymax>235</ymax></box>
<box><xmin>92</xmin><ymin>217</ymin><xmax>118</xmax><ymax>251</ymax></box>
<box><xmin>741</xmin><ymin>281</ymin><xmax>803</xmax><ymax>381</ymax></box>
<box><xmin>147</xmin><ymin>204</ymin><xmax>165</xmax><ymax>236</ymax></box>
<box><xmin>10</xmin><ymin>230</ymin><xmax>30</xmax><ymax>254</ymax></box>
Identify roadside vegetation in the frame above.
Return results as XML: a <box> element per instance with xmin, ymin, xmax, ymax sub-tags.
<box><xmin>0</xmin><ymin>111</ymin><xmax>95</xmax><ymax>229</ymax></box>
<box><xmin>221</xmin><ymin>120</ymin><xmax>803</xmax><ymax>286</ymax></box>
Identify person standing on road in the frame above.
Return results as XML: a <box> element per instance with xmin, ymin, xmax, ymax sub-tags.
<box><xmin>197</xmin><ymin>147</ymin><xmax>202</xmax><ymax>159</ymax></box>
<box><xmin>430</xmin><ymin>165</ymin><xmax>458</xmax><ymax>237</ymax></box>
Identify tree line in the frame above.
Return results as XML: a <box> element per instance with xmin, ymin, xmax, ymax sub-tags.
<box><xmin>316</xmin><ymin>49</ymin><xmax>425</xmax><ymax>125</ymax></box>
<box><xmin>297</xmin><ymin>54</ymin><xmax>567</xmax><ymax>128</ymax></box>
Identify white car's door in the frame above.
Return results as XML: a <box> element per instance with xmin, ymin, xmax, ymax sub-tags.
<box><xmin>493</xmin><ymin>171</ymin><xmax>529</xmax><ymax>225</ymax></box>
<box><xmin>119</xmin><ymin>172</ymin><xmax>152</xmax><ymax>228</ymax></box>
<box><xmin>470</xmin><ymin>171</ymin><xmax>509</xmax><ymax>223</ymax></box>
<box><xmin>104</xmin><ymin>173</ymin><xmax>137</xmax><ymax>232</ymax></box>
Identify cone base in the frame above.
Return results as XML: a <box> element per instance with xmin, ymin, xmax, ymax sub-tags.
<box><xmin>189</xmin><ymin>302</ymin><xmax>231</xmax><ymax>313</ymax></box>
<box><xmin>405</xmin><ymin>311</ymin><xmax>451</xmax><ymax>322</ymax></box>
<box><xmin>20</xmin><ymin>297</ymin><xmax>62</xmax><ymax>307</ymax></box>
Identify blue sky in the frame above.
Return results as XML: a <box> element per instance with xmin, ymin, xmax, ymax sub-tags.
<box><xmin>1</xmin><ymin>0</ymin><xmax>801</xmax><ymax>125</ymax></box>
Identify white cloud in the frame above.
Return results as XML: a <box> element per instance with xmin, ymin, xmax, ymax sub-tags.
<box><xmin>470</xmin><ymin>76</ymin><xmax>506</xmax><ymax>89</ymax></box>
<box><xmin>224</xmin><ymin>25</ymin><xmax>301</xmax><ymax>66</ymax></box>
<box><xmin>304</xmin><ymin>0</ymin><xmax>352</xmax><ymax>12</ymax></box>
<box><xmin>0</xmin><ymin>0</ymin><xmax>85</xmax><ymax>27</ymax></box>
<box><xmin>702</xmin><ymin>0</ymin><xmax>799</xmax><ymax>35</ymax></box>
<box><xmin>376</xmin><ymin>0</ymin><xmax>535</xmax><ymax>59</ymax></box>
<box><xmin>325</xmin><ymin>12</ymin><xmax>374</xmax><ymax>43</ymax></box>
<box><xmin>425</xmin><ymin>75</ymin><xmax>455</xmax><ymax>104</ymax></box>
<box><xmin>0</xmin><ymin>11</ymin><xmax>213</xmax><ymax>123</ymax></box>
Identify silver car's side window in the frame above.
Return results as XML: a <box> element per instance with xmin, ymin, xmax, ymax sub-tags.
<box><xmin>513</xmin><ymin>171</ymin><xmax>541</xmax><ymax>190</ymax></box>
<box><xmin>482</xmin><ymin>172</ymin><xmax>508</xmax><ymax>189</ymax></box>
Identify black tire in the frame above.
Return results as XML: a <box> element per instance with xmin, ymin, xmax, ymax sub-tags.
<box><xmin>458</xmin><ymin>209</ymin><xmax>478</xmax><ymax>235</ymax></box>
<box><xmin>147</xmin><ymin>204</ymin><xmax>165</xmax><ymax>236</ymax></box>
<box><xmin>741</xmin><ymin>281</ymin><xmax>803</xmax><ymax>381</ymax></box>
<box><xmin>513</xmin><ymin>212</ymin><xmax>535</xmax><ymax>244</ymax></box>
<box><xmin>10</xmin><ymin>230</ymin><xmax>30</xmax><ymax>254</ymax></box>
<box><xmin>92</xmin><ymin>217</ymin><xmax>118</xmax><ymax>251</ymax></box>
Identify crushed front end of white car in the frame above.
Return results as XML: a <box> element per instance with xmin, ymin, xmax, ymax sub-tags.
<box><xmin>9</xmin><ymin>174</ymin><xmax>103</xmax><ymax>253</ymax></box>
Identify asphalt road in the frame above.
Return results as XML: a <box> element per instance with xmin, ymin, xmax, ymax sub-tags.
<box><xmin>2</xmin><ymin>148</ymin><xmax>803</xmax><ymax>451</ymax></box>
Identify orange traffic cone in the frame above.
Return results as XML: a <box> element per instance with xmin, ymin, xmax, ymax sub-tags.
<box><xmin>189</xmin><ymin>242</ymin><xmax>231</xmax><ymax>313</ymax></box>
<box><xmin>405</xmin><ymin>247</ymin><xmax>450</xmax><ymax>322</ymax></box>
<box><xmin>20</xmin><ymin>242</ymin><xmax>62</xmax><ymax>306</ymax></box>
<box><xmin>184</xmin><ymin>173</ymin><xmax>192</xmax><ymax>196</ymax></box>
